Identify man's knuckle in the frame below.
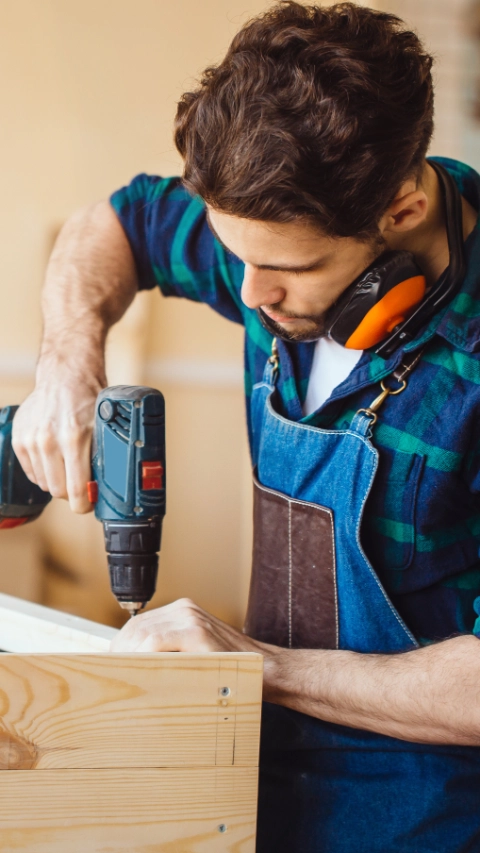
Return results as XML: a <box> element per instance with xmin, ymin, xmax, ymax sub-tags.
<box><xmin>61</xmin><ymin>429</ymin><xmax>85</xmax><ymax>450</ymax></box>
<box><xmin>69</xmin><ymin>481</ymin><xmax>86</xmax><ymax>497</ymax></box>
<box><xmin>37</xmin><ymin>430</ymin><xmax>56</xmax><ymax>454</ymax></box>
<box><xmin>49</xmin><ymin>485</ymin><xmax>67</xmax><ymax>499</ymax></box>
<box><xmin>20</xmin><ymin>433</ymin><xmax>37</xmax><ymax>453</ymax></box>
<box><xmin>178</xmin><ymin>598</ymin><xmax>198</xmax><ymax>614</ymax></box>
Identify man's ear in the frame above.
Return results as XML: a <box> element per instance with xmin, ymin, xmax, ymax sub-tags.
<box><xmin>380</xmin><ymin>186</ymin><xmax>429</xmax><ymax>235</ymax></box>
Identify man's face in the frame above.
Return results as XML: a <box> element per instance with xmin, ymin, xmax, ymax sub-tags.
<box><xmin>207</xmin><ymin>208</ymin><xmax>383</xmax><ymax>342</ymax></box>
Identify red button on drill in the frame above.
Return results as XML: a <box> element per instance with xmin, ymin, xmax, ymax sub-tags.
<box><xmin>141</xmin><ymin>461</ymin><xmax>163</xmax><ymax>490</ymax></box>
<box><xmin>0</xmin><ymin>517</ymin><xmax>29</xmax><ymax>529</ymax></box>
<box><xmin>87</xmin><ymin>481</ymin><xmax>98</xmax><ymax>503</ymax></box>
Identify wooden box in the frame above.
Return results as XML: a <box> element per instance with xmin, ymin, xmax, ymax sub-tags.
<box><xmin>0</xmin><ymin>594</ymin><xmax>263</xmax><ymax>852</ymax></box>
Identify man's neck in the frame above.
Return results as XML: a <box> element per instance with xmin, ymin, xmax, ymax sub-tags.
<box><xmin>385</xmin><ymin>162</ymin><xmax>478</xmax><ymax>286</ymax></box>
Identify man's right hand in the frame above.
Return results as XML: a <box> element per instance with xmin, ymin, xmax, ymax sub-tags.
<box><xmin>11</xmin><ymin>200</ymin><xmax>139</xmax><ymax>512</ymax></box>
<box><xmin>12</xmin><ymin>362</ymin><xmax>104</xmax><ymax>514</ymax></box>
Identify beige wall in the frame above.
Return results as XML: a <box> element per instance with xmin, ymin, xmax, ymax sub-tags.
<box><xmin>0</xmin><ymin>0</ymin><xmax>466</xmax><ymax>627</ymax></box>
<box><xmin>0</xmin><ymin>0</ymin><xmax>275</xmax><ymax>626</ymax></box>
<box><xmin>377</xmin><ymin>0</ymin><xmax>468</xmax><ymax>160</ymax></box>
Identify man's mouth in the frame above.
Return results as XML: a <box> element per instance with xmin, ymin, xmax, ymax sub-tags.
<box><xmin>261</xmin><ymin>308</ymin><xmax>299</xmax><ymax>324</ymax></box>
<box><xmin>257</xmin><ymin>307</ymin><xmax>327</xmax><ymax>342</ymax></box>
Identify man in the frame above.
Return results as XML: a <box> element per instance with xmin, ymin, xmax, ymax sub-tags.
<box><xmin>12</xmin><ymin>3</ymin><xmax>480</xmax><ymax>850</ymax></box>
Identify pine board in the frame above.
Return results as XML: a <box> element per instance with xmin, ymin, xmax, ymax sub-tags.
<box><xmin>0</xmin><ymin>653</ymin><xmax>262</xmax><ymax>769</ymax></box>
<box><xmin>0</xmin><ymin>767</ymin><xmax>258</xmax><ymax>852</ymax></box>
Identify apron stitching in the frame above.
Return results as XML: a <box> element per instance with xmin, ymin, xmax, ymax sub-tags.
<box><xmin>253</xmin><ymin>474</ymin><xmax>335</xmax><ymax>515</ymax></box>
<box><xmin>253</xmin><ymin>474</ymin><xmax>339</xmax><ymax>650</ymax></box>
<box><xmin>288</xmin><ymin>501</ymin><xmax>293</xmax><ymax>649</ymax></box>
<box><xmin>355</xmin><ymin>457</ymin><xmax>419</xmax><ymax>648</ymax></box>
<box><xmin>331</xmin><ymin>518</ymin><xmax>339</xmax><ymax>650</ymax></box>
<box><xmin>266</xmin><ymin>396</ymin><xmax>379</xmax><ymax>447</ymax></box>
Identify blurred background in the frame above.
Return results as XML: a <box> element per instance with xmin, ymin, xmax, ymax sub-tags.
<box><xmin>0</xmin><ymin>0</ymin><xmax>477</xmax><ymax>628</ymax></box>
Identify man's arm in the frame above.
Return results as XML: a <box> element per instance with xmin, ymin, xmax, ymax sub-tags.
<box><xmin>265</xmin><ymin>634</ymin><xmax>480</xmax><ymax>745</ymax></box>
<box><xmin>12</xmin><ymin>201</ymin><xmax>138</xmax><ymax>512</ymax></box>
<box><xmin>110</xmin><ymin>598</ymin><xmax>480</xmax><ymax>746</ymax></box>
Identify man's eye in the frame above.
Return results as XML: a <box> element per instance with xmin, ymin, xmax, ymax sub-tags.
<box><xmin>292</xmin><ymin>267</ymin><xmax>317</xmax><ymax>276</ymax></box>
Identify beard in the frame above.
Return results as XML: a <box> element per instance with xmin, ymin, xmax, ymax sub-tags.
<box><xmin>257</xmin><ymin>306</ymin><xmax>328</xmax><ymax>343</ymax></box>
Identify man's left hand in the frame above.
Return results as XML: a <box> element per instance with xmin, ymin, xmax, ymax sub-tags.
<box><xmin>110</xmin><ymin>597</ymin><xmax>272</xmax><ymax>656</ymax></box>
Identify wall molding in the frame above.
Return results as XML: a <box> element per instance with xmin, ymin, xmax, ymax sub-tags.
<box><xmin>0</xmin><ymin>352</ymin><xmax>36</xmax><ymax>378</ymax></box>
<box><xmin>0</xmin><ymin>352</ymin><xmax>244</xmax><ymax>389</ymax></box>
<box><xmin>146</xmin><ymin>357</ymin><xmax>244</xmax><ymax>388</ymax></box>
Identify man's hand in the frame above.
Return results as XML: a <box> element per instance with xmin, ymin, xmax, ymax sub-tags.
<box><xmin>12</xmin><ymin>362</ymin><xmax>103</xmax><ymax>513</ymax></box>
<box><xmin>111</xmin><ymin>599</ymin><xmax>480</xmax><ymax>747</ymax></box>
<box><xmin>111</xmin><ymin>598</ymin><xmax>272</xmax><ymax>656</ymax></box>
<box><xmin>12</xmin><ymin>200</ymin><xmax>138</xmax><ymax>512</ymax></box>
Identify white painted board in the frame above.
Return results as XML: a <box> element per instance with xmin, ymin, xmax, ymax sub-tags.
<box><xmin>0</xmin><ymin>592</ymin><xmax>117</xmax><ymax>652</ymax></box>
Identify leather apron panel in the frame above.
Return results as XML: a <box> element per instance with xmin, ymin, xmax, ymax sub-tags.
<box><xmin>245</xmin><ymin>474</ymin><xmax>338</xmax><ymax>649</ymax></box>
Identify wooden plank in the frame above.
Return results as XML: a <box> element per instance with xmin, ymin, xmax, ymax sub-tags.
<box><xmin>0</xmin><ymin>592</ymin><xmax>117</xmax><ymax>652</ymax></box>
<box><xmin>0</xmin><ymin>767</ymin><xmax>258</xmax><ymax>852</ymax></box>
<box><xmin>0</xmin><ymin>653</ymin><xmax>263</xmax><ymax>769</ymax></box>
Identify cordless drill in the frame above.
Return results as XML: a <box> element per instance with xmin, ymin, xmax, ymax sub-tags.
<box><xmin>0</xmin><ymin>386</ymin><xmax>166</xmax><ymax>617</ymax></box>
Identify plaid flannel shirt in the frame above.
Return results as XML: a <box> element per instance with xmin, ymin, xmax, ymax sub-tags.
<box><xmin>111</xmin><ymin>157</ymin><xmax>480</xmax><ymax>644</ymax></box>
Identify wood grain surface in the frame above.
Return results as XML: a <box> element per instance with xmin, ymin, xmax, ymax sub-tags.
<box><xmin>0</xmin><ymin>767</ymin><xmax>258</xmax><ymax>852</ymax></box>
<box><xmin>0</xmin><ymin>650</ymin><xmax>263</xmax><ymax>851</ymax></box>
<box><xmin>0</xmin><ymin>653</ymin><xmax>262</xmax><ymax>769</ymax></box>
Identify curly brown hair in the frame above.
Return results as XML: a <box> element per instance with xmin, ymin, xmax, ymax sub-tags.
<box><xmin>174</xmin><ymin>2</ymin><xmax>434</xmax><ymax>239</ymax></box>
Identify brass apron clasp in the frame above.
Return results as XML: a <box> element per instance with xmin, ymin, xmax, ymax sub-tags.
<box><xmin>357</xmin><ymin>377</ymin><xmax>407</xmax><ymax>426</ymax></box>
<box><xmin>268</xmin><ymin>337</ymin><xmax>280</xmax><ymax>381</ymax></box>
<box><xmin>356</xmin><ymin>347</ymin><xmax>424</xmax><ymax>427</ymax></box>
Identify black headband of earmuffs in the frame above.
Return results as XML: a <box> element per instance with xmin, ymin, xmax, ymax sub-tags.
<box><xmin>373</xmin><ymin>160</ymin><xmax>466</xmax><ymax>358</ymax></box>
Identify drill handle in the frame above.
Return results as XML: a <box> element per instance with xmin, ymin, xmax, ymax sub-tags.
<box><xmin>0</xmin><ymin>406</ymin><xmax>52</xmax><ymax>526</ymax></box>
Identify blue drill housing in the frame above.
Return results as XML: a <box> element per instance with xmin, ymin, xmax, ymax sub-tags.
<box><xmin>91</xmin><ymin>385</ymin><xmax>166</xmax><ymax>523</ymax></box>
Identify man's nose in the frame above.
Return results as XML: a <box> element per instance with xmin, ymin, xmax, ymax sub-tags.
<box><xmin>241</xmin><ymin>265</ymin><xmax>286</xmax><ymax>310</ymax></box>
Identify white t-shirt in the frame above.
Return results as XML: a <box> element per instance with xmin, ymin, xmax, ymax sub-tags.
<box><xmin>303</xmin><ymin>337</ymin><xmax>363</xmax><ymax>416</ymax></box>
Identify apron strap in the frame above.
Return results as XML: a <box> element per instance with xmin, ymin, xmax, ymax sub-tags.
<box><xmin>356</xmin><ymin>347</ymin><xmax>425</xmax><ymax>428</ymax></box>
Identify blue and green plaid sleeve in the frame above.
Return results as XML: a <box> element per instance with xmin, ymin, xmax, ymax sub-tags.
<box><xmin>110</xmin><ymin>174</ymin><xmax>246</xmax><ymax>325</ymax></box>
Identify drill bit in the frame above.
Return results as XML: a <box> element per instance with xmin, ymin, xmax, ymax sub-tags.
<box><xmin>119</xmin><ymin>601</ymin><xmax>146</xmax><ymax>619</ymax></box>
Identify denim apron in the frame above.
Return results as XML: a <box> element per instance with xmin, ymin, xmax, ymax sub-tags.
<box><xmin>246</xmin><ymin>341</ymin><xmax>480</xmax><ymax>853</ymax></box>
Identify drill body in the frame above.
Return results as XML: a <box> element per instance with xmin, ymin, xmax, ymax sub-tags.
<box><xmin>91</xmin><ymin>386</ymin><xmax>166</xmax><ymax>615</ymax></box>
<box><xmin>0</xmin><ymin>386</ymin><xmax>166</xmax><ymax>615</ymax></box>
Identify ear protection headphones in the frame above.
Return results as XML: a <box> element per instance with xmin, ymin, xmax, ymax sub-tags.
<box><xmin>325</xmin><ymin>160</ymin><xmax>467</xmax><ymax>358</ymax></box>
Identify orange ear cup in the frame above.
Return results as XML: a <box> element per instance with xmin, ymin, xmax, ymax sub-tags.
<box><xmin>344</xmin><ymin>275</ymin><xmax>427</xmax><ymax>350</ymax></box>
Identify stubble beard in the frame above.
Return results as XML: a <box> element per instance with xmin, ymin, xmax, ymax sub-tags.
<box><xmin>257</xmin><ymin>307</ymin><xmax>328</xmax><ymax>343</ymax></box>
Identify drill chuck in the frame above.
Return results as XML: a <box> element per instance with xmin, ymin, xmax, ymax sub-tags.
<box><xmin>103</xmin><ymin>518</ymin><xmax>162</xmax><ymax>615</ymax></box>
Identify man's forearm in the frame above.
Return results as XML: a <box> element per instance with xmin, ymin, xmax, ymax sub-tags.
<box><xmin>264</xmin><ymin>634</ymin><xmax>480</xmax><ymax>745</ymax></box>
<box><xmin>39</xmin><ymin>200</ymin><xmax>138</xmax><ymax>379</ymax></box>
<box><xmin>12</xmin><ymin>199</ymin><xmax>139</xmax><ymax>511</ymax></box>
